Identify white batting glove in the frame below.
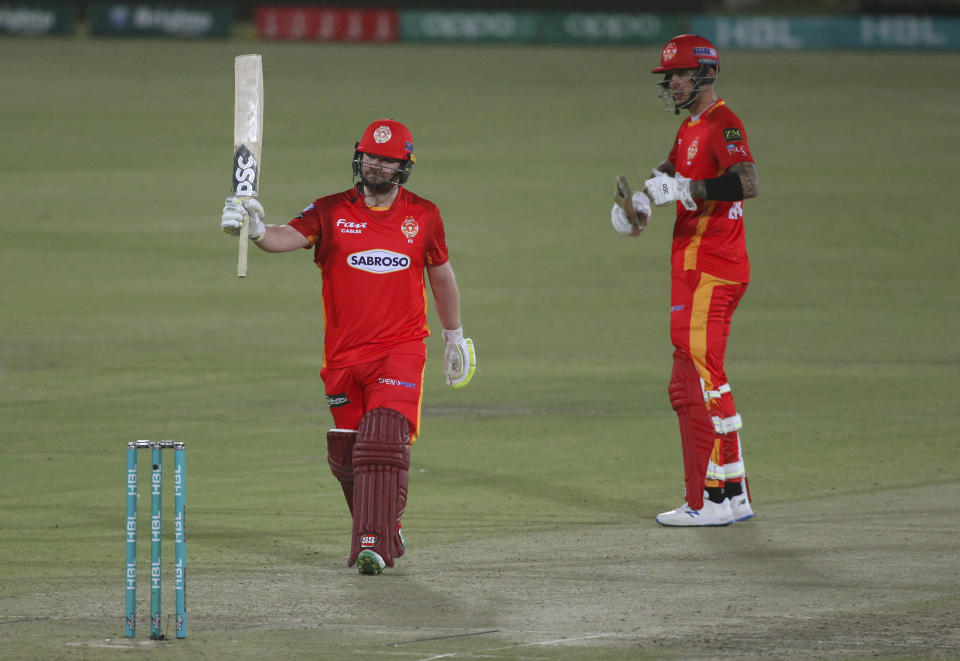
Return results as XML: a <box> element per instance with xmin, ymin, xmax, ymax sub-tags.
<box><xmin>221</xmin><ymin>196</ymin><xmax>266</xmax><ymax>241</ymax></box>
<box><xmin>644</xmin><ymin>170</ymin><xmax>697</xmax><ymax>211</ymax></box>
<box><xmin>610</xmin><ymin>191</ymin><xmax>651</xmax><ymax>236</ymax></box>
<box><xmin>442</xmin><ymin>328</ymin><xmax>476</xmax><ymax>389</ymax></box>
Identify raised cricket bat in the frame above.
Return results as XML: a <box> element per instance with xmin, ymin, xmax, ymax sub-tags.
<box><xmin>233</xmin><ymin>54</ymin><xmax>264</xmax><ymax>278</ymax></box>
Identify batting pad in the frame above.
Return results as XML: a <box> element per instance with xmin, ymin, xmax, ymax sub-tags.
<box><xmin>327</xmin><ymin>429</ymin><xmax>358</xmax><ymax>514</ymax></box>
<box><xmin>350</xmin><ymin>408</ymin><xmax>410</xmax><ymax>568</ymax></box>
<box><xmin>669</xmin><ymin>352</ymin><xmax>718</xmax><ymax>510</ymax></box>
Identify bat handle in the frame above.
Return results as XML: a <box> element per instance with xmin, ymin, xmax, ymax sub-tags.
<box><xmin>237</xmin><ymin>220</ymin><xmax>249</xmax><ymax>278</ymax></box>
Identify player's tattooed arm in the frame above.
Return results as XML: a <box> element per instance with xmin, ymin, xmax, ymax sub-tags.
<box><xmin>655</xmin><ymin>160</ymin><xmax>675</xmax><ymax>176</ymax></box>
<box><xmin>688</xmin><ymin>161</ymin><xmax>759</xmax><ymax>201</ymax></box>
<box><xmin>728</xmin><ymin>161</ymin><xmax>759</xmax><ymax>199</ymax></box>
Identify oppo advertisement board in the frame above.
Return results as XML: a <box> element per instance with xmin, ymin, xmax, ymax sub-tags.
<box><xmin>545</xmin><ymin>13</ymin><xmax>685</xmax><ymax>44</ymax></box>
<box><xmin>399</xmin><ymin>10</ymin><xmax>684</xmax><ymax>44</ymax></box>
<box><xmin>11</xmin><ymin>4</ymin><xmax>958</xmax><ymax>49</ymax></box>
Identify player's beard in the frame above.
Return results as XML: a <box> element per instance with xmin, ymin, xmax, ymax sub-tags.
<box><xmin>361</xmin><ymin>167</ymin><xmax>400</xmax><ymax>194</ymax></box>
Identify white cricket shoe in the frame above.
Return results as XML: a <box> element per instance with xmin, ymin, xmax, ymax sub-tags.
<box><xmin>729</xmin><ymin>492</ymin><xmax>755</xmax><ymax>522</ymax></box>
<box><xmin>656</xmin><ymin>495</ymin><xmax>734</xmax><ymax>527</ymax></box>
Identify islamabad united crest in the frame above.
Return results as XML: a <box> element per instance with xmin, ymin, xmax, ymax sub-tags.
<box><xmin>686</xmin><ymin>138</ymin><xmax>700</xmax><ymax>163</ymax></box>
<box><xmin>373</xmin><ymin>125</ymin><xmax>392</xmax><ymax>143</ymax></box>
<box><xmin>662</xmin><ymin>42</ymin><xmax>677</xmax><ymax>62</ymax></box>
<box><xmin>401</xmin><ymin>217</ymin><xmax>419</xmax><ymax>239</ymax></box>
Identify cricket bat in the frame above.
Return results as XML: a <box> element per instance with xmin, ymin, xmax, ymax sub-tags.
<box><xmin>615</xmin><ymin>174</ymin><xmax>643</xmax><ymax>228</ymax></box>
<box><xmin>233</xmin><ymin>54</ymin><xmax>264</xmax><ymax>278</ymax></box>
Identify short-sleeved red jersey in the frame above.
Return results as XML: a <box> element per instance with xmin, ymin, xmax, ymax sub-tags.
<box><xmin>668</xmin><ymin>99</ymin><xmax>753</xmax><ymax>283</ymax></box>
<box><xmin>288</xmin><ymin>187</ymin><xmax>449</xmax><ymax>369</ymax></box>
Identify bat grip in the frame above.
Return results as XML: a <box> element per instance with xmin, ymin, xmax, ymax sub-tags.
<box><xmin>237</xmin><ymin>219</ymin><xmax>249</xmax><ymax>278</ymax></box>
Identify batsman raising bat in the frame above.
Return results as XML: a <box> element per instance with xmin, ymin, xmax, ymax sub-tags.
<box><xmin>221</xmin><ymin>118</ymin><xmax>476</xmax><ymax>574</ymax></box>
<box><xmin>615</xmin><ymin>34</ymin><xmax>760</xmax><ymax>527</ymax></box>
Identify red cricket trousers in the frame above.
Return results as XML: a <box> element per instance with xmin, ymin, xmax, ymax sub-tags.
<box><xmin>669</xmin><ymin>270</ymin><xmax>748</xmax><ymax>507</ymax></box>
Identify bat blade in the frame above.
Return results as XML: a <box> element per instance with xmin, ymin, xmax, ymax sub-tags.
<box><xmin>615</xmin><ymin>173</ymin><xmax>645</xmax><ymax>229</ymax></box>
<box><xmin>233</xmin><ymin>54</ymin><xmax>263</xmax><ymax>278</ymax></box>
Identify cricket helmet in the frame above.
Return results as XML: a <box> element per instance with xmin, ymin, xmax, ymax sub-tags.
<box><xmin>652</xmin><ymin>34</ymin><xmax>719</xmax><ymax>74</ymax></box>
<box><xmin>652</xmin><ymin>34</ymin><xmax>720</xmax><ymax>114</ymax></box>
<box><xmin>353</xmin><ymin>118</ymin><xmax>416</xmax><ymax>185</ymax></box>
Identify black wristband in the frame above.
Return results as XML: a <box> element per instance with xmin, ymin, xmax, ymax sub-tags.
<box><xmin>703</xmin><ymin>173</ymin><xmax>744</xmax><ymax>201</ymax></box>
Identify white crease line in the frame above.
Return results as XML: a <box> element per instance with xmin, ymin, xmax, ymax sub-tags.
<box><xmin>414</xmin><ymin>633</ymin><xmax>615</xmax><ymax>660</ymax></box>
<box><xmin>519</xmin><ymin>633</ymin><xmax>615</xmax><ymax>647</ymax></box>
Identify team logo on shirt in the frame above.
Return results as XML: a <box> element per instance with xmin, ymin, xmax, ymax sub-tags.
<box><xmin>686</xmin><ymin>138</ymin><xmax>700</xmax><ymax>163</ymax></box>
<box><xmin>348</xmin><ymin>249</ymin><xmax>411</xmax><ymax>274</ymax></box>
<box><xmin>373</xmin><ymin>125</ymin><xmax>392</xmax><ymax>143</ymax></box>
<box><xmin>723</xmin><ymin>128</ymin><xmax>743</xmax><ymax>142</ymax></box>
<box><xmin>401</xmin><ymin>217</ymin><xmax>419</xmax><ymax>240</ymax></box>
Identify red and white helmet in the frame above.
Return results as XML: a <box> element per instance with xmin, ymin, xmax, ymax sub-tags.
<box><xmin>652</xmin><ymin>34</ymin><xmax>719</xmax><ymax>74</ymax></box>
<box><xmin>652</xmin><ymin>35</ymin><xmax>720</xmax><ymax>113</ymax></box>
<box><xmin>353</xmin><ymin>118</ymin><xmax>416</xmax><ymax>185</ymax></box>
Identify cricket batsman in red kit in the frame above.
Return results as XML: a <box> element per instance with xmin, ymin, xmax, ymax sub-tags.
<box><xmin>611</xmin><ymin>35</ymin><xmax>760</xmax><ymax>526</ymax></box>
<box><xmin>221</xmin><ymin>119</ymin><xmax>476</xmax><ymax>572</ymax></box>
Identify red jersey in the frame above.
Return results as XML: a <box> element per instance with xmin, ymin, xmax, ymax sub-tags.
<box><xmin>668</xmin><ymin>99</ymin><xmax>753</xmax><ymax>283</ymax></box>
<box><xmin>288</xmin><ymin>187</ymin><xmax>449</xmax><ymax>369</ymax></box>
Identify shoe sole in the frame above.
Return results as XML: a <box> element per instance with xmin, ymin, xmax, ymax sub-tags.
<box><xmin>656</xmin><ymin>519</ymin><xmax>733</xmax><ymax>527</ymax></box>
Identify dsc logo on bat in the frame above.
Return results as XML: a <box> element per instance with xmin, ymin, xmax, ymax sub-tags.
<box><xmin>233</xmin><ymin>145</ymin><xmax>259</xmax><ymax>196</ymax></box>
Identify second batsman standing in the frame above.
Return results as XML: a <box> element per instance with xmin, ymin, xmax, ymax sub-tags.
<box><xmin>612</xmin><ymin>35</ymin><xmax>759</xmax><ymax>526</ymax></box>
<box><xmin>221</xmin><ymin>118</ymin><xmax>476</xmax><ymax>573</ymax></box>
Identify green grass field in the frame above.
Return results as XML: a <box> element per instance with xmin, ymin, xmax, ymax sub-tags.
<box><xmin>1</xmin><ymin>36</ymin><xmax>958</xmax><ymax>660</ymax></box>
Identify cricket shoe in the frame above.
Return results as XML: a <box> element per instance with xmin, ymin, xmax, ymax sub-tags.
<box><xmin>729</xmin><ymin>493</ymin><xmax>755</xmax><ymax>522</ymax></box>
<box><xmin>656</xmin><ymin>495</ymin><xmax>734</xmax><ymax>527</ymax></box>
<box><xmin>356</xmin><ymin>549</ymin><xmax>385</xmax><ymax>575</ymax></box>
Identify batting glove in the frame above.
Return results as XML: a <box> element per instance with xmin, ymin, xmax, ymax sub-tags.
<box><xmin>442</xmin><ymin>327</ymin><xmax>476</xmax><ymax>390</ymax></box>
<box><xmin>221</xmin><ymin>196</ymin><xmax>266</xmax><ymax>241</ymax></box>
<box><xmin>611</xmin><ymin>191</ymin><xmax>651</xmax><ymax>236</ymax></box>
<box><xmin>644</xmin><ymin>170</ymin><xmax>697</xmax><ymax>211</ymax></box>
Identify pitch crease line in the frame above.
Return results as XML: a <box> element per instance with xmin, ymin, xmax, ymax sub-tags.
<box><xmin>389</xmin><ymin>629</ymin><xmax>499</xmax><ymax>646</ymax></box>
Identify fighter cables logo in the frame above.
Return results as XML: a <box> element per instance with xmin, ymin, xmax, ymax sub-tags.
<box><xmin>337</xmin><ymin>218</ymin><xmax>367</xmax><ymax>235</ymax></box>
